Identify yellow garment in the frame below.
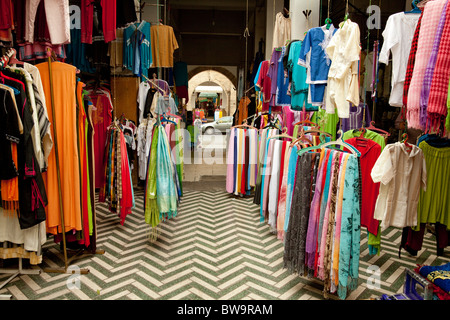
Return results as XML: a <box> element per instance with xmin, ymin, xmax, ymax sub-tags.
<box><xmin>151</xmin><ymin>25</ymin><xmax>179</xmax><ymax>67</ymax></box>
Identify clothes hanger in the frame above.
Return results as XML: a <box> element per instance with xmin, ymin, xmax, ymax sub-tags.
<box><xmin>167</xmin><ymin>112</ymin><xmax>181</xmax><ymax>119</ymax></box>
<box><xmin>417</xmin><ymin>0</ymin><xmax>431</xmax><ymax>8</ymax></box>
<box><xmin>0</xmin><ymin>48</ymin><xmax>16</xmax><ymax>69</ymax></box>
<box><xmin>405</xmin><ymin>0</ymin><xmax>422</xmax><ymax>13</ymax></box>
<box><xmin>160</xmin><ymin>113</ymin><xmax>176</xmax><ymax>125</ymax></box>
<box><xmin>325</xmin><ymin>0</ymin><xmax>332</xmax><ymax>30</ymax></box>
<box><xmin>233</xmin><ymin>123</ymin><xmax>257</xmax><ymax>130</ymax></box>
<box><xmin>291</xmin><ymin>128</ymin><xmax>314</xmax><ymax>146</ymax></box>
<box><xmin>365</xmin><ymin>120</ymin><xmax>390</xmax><ymax>137</ymax></box>
<box><xmin>325</xmin><ymin>18</ymin><xmax>333</xmax><ymax>30</ymax></box>
<box><xmin>293</xmin><ymin>113</ymin><xmax>318</xmax><ymax>127</ymax></box>
<box><xmin>267</xmin><ymin>127</ymin><xmax>294</xmax><ymax>141</ymax></box>
<box><xmin>320</xmin><ymin>130</ymin><xmax>361</xmax><ymax>157</ymax></box>
<box><xmin>296</xmin><ymin>133</ymin><xmax>329</xmax><ymax>156</ymax></box>
<box><xmin>401</xmin><ymin>132</ymin><xmax>412</xmax><ymax>152</ymax></box>
<box><xmin>303</xmin><ymin>128</ymin><xmax>331</xmax><ymax>137</ymax></box>
<box><xmin>8</xmin><ymin>50</ymin><xmax>23</xmax><ymax>66</ymax></box>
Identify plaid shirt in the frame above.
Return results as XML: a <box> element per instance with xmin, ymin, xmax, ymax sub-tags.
<box><xmin>402</xmin><ymin>12</ymin><xmax>423</xmax><ymax>118</ymax></box>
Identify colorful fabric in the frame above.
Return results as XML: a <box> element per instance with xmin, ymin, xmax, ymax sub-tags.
<box><xmin>427</xmin><ymin>1</ymin><xmax>450</xmax><ymax>132</ymax></box>
<box><xmin>403</xmin><ymin>12</ymin><xmax>423</xmax><ymax>113</ymax></box>
<box><xmin>156</xmin><ymin>126</ymin><xmax>178</xmax><ymax>220</ymax></box>
<box><xmin>419</xmin><ymin>2</ymin><xmax>448</xmax><ymax>129</ymax></box>
<box><xmin>417</xmin><ymin>141</ymin><xmax>450</xmax><ymax>229</ymax></box>
<box><xmin>407</xmin><ymin>0</ymin><xmax>447</xmax><ymax>129</ymax></box>
<box><xmin>338</xmin><ymin>154</ymin><xmax>361</xmax><ymax>300</ymax></box>
<box><xmin>419</xmin><ymin>263</ymin><xmax>450</xmax><ymax>294</ymax></box>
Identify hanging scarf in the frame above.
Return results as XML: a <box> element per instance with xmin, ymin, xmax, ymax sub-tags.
<box><xmin>226</xmin><ymin>128</ymin><xmax>236</xmax><ymax>194</ymax></box>
<box><xmin>156</xmin><ymin>125</ymin><xmax>178</xmax><ymax>220</ymax></box>
<box><xmin>276</xmin><ymin>145</ymin><xmax>292</xmax><ymax>239</ymax></box>
<box><xmin>330</xmin><ymin>153</ymin><xmax>349</xmax><ymax>294</ymax></box>
<box><xmin>403</xmin><ymin>11</ymin><xmax>423</xmax><ymax>117</ymax></box>
<box><xmin>427</xmin><ymin>2</ymin><xmax>450</xmax><ymax>132</ymax></box>
<box><xmin>407</xmin><ymin>0</ymin><xmax>447</xmax><ymax>129</ymax></box>
<box><xmin>317</xmin><ymin>151</ymin><xmax>339</xmax><ymax>280</ymax></box>
<box><xmin>1</xmin><ymin>142</ymin><xmax>19</xmax><ymax>216</ymax></box>
<box><xmin>420</xmin><ymin>1</ymin><xmax>448</xmax><ymax>130</ymax></box>
<box><xmin>322</xmin><ymin>152</ymin><xmax>344</xmax><ymax>296</ymax></box>
<box><xmin>145</xmin><ymin>126</ymin><xmax>160</xmax><ymax>240</ymax></box>
<box><xmin>282</xmin><ymin>144</ymin><xmax>300</xmax><ymax>238</ymax></box>
<box><xmin>338</xmin><ymin>155</ymin><xmax>361</xmax><ymax>300</ymax></box>
<box><xmin>305</xmin><ymin>149</ymin><xmax>328</xmax><ymax>272</ymax></box>
<box><xmin>119</xmin><ymin>131</ymin><xmax>133</xmax><ymax>225</ymax></box>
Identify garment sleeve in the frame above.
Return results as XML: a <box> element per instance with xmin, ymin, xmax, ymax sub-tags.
<box><xmin>371</xmin><ymin>146</ymin><xmax>394</xmax><ymax>185</ymax></box>
<box><xmin>344</xmin><ymin>23</ymin><xmax>361</xmax><ymax>65</ymax></box>
<box><xmin>298</xmin><ymin>31</ymin><xmax>311</xmax><ymax>67</ymax></box>
<box><xmin>379</xmin><ymin>15</ymin><xmax>398</xmax><ymax>65</ymax></box>
<box><xmin>254</xmin><ymin>62</ymin><xmax>262</xmax><ymax>90</ymax></box>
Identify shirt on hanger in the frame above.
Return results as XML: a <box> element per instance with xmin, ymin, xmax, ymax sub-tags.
<box><xmin>325</xmin><ymin>19</ymin><xmax>361</xmax><ymax>118</ymax></box>
<box><xmin>298</xmin><ymin>25</ymin><xmax>337</xmax><ymax>84</ymax></box>
<box><xmin>379</xmin><ymin>12</ymin><xmax>420</xmax><ymax>107</ymax></box>
<box><xmin>371</xmin><ymin>142</ymin><xmax>427</xmax><ymax>229</ymax></box>
<box><xmin>150</xmin><ymin>24</ymin><xmax>179</xmax><ymax>68</ymax></box>
<box><xmin>123</xmin><ymin>21</ymin><xmax>152</xmax><ymax>78</ymax></box>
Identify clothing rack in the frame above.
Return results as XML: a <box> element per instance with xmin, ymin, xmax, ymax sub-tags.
<box><xmin>0</xmin><ymin>48</ymin><xmax>41</xmax><ymax>299</ymax></box>
<box><xmin>42</xmin><ymin>49</ymin><xmax>104</xmax><ymax>275</ymax></box>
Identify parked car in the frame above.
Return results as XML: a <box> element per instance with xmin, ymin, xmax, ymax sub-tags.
<box><xmin>202</xmin><ymin>116</ymin><xmax>233</xmax><ymax>134</ymax></box>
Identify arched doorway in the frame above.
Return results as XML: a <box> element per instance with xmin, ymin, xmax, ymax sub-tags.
<box><xmin>187</xmin><ymin>69</ymin><xmax>237</xmax><ymax>117</ymax></box>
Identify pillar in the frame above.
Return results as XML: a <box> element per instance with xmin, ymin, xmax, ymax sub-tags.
<box><xmin>290</xmin><ymin>0</ymin><xmax>321</xmax><ymax>40</ymax></box>
<box><xmin>265</xmin><ymin>0</ymin><xmax>284</xmax><ymax>60</ymax></box>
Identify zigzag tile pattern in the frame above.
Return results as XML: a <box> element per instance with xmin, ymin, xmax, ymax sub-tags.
<box><xmin>1</xmin><ymin>189</ymin><xmax>449</xmax><ymax>300</ymax></box>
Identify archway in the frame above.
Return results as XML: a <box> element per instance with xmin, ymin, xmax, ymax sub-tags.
<box><xmin>187</xmin><ymin>69</ymin><xmax>237</xmax><ymax>117</ymax></box>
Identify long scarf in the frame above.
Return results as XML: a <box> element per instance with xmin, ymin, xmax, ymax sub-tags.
<box><xmin>403</xmin><ymin>12</ymin><xmax>424</xmax><ymax>116</ymax></box>
<box><xmin>282</xmin><ymin>144</ymin><xmax>300</xmax><ymax>238</ymax></box>
<box><xmin>330</xmin><ymin>153</ymin><xmax>349</xmax><ymax>294</ymax></box>
<box><xmin>267</xmin><ymin>139</ymin><xmax>282</xmax><ymax>230</ymax></box>
<box><xmin>156</xmin><ymin>125</ymin><xmax>178</xmax><ymax>220</ymax></box>
<box><xmin>419</xmin><ymin>1</ymin><xmax>448</xmax><ymax>130</ymax></box>
<box><xmin>407</xmin><ymin>0</ymin><xmax>447</xmax><ymax>129</ymax></box>
<box><xmin>276</xmin><ymin>145</ymin><xmax>292</xmax><ymax>239</ymax></box>
<box><xmin>226</xmin><ymin>127</ymin><xmax>236</xmax><ymax>194</ymax></box>
<box><xmin>338</xmin><ymin>155</ymin><xmax>361</xmax><ymax>300</ymax></box>
<box><xmin>427</xmin><ymin>1</ymin><xmax>450</xmax><ymax>132</ymax></box>
<box><xmin>1</xmin><ymin>142</ymin><xmax>19</xmax><ymax>216</ymax></box>
<box><xmin>145</xmin><ymin>126</ymin><xmax>159</xmax><ymax>240</ymax></box>
<box><xmin>317</xmin><ymin>151</ymin><xmax>339</xmax><ymax>280</ymax></box>
<box><xmin>119</xmin><ymin>131</ymin><xmax>133</xmax><ymax>225</ymax></box>
<box><xmin>305</xmin><ymin>149</ymin><xmax>328</xmax><ymax>272</ymax></box>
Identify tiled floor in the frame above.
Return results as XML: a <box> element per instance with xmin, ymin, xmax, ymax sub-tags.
<box><xmin>1</xmin><ymin>178</ymin><xmax>448</xmax><ymax>300</ymax></box>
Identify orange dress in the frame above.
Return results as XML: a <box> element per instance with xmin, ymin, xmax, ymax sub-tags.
<box><xmin>36</xmin><ymin>61</ymin><xmax>82</xmax><ymax>235</ymax></box>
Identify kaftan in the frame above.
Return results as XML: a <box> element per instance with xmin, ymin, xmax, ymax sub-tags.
<box><xmin>371</xmin><ymin>142</ymin><xmax>427</xmax><ymax>229</ymax></box>
<box><xmin>325</xmin><ymin>19</ymin><xmax>361</xmax><ymax>118</ymax></box>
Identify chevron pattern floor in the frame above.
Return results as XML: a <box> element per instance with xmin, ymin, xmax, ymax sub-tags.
<box><xmin>1</xmin><ymin>185</ymin><xmax>449</xmax><ymax>300</ymax></box>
